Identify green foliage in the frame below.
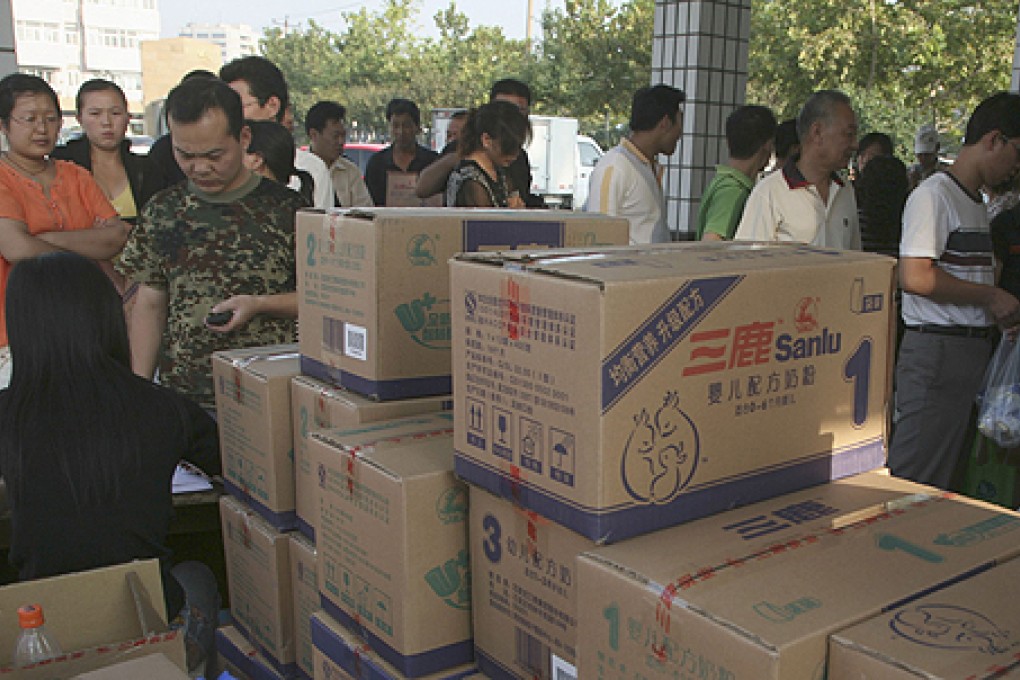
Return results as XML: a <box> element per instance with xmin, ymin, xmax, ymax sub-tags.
<box><xmin>747</xmin><ymin>0</ymin><xmax>1016</xmax><ymax>161</ymax></box>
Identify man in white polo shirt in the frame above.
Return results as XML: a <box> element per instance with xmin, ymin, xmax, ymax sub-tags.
<box><xmin>735</xmin><ymin>89</ymin><xmax>860</xmax><ymax>249</ymax></box>
<box><xmin>890</xmin><ymin>92</ymin><xmax>1020</xmax><ymax>489</ymax></box>
<box><xmin>585</xmin><ymin>84</ymin><xmax>685</xmax><ymax>244</ymax></box>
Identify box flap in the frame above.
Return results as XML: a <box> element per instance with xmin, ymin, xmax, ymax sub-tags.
<box><xmin>71</xmin><ymin>653</ymin><xmax>188</xmax><ymax>679</ymax></box>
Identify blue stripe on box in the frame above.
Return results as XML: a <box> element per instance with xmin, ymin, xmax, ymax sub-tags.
<box><xmin>474</xmin><ymin>648</ymin><xmax>520</xmax><ymax>680</ymax></box>
<box><xmin>600</xmin><ymin>275</ymin><xmax>742</xmax><ymax>413</ymax></box>
<box><xmin>454</xmin><ymin>437</ymin><xmax>886</xmax><ymax>544</ymax></box>
<box><xmin>317</xmin><ymin>595</ymin><xmax>474</xmax><ymax>678</ymax></box>
<box><xmin>215</xmin><ymin>628</ymin><xmax>256</xmax><ymax>678</ymax></box>
<box><xmin>299</xmin><ymin>355</ymin><xmax>451</xmax><ymax>401</ymax></box>
<box><xmin>223</xmin><ymin>479</ymin><xmax>297</xmax><ymax>532</ymax></box>
<box><xmin>297</xmin><ymin>516</ymin><xmax>316</xmax><ymax>543</ymax></box>
<box><xmin>461</xmin><ymin>219</ymin><xmax>564</xmax><ymax>251</ymax></box>
<box><xmin>229</xmin><ymin>616</ymin><xmax>299</xmax><ymax>678</ymax></box>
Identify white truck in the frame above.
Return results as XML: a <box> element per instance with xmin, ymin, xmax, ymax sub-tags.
<box><xmin>526</xmin><ymin>116</ymin><xmax>605</xmax><ymax>210</ymax></box>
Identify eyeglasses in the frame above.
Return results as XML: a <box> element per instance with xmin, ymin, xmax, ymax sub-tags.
<box><xmin>8</xmin><ymin>114</ymin><xmax>61</xmax><ymax>127</ymax></box>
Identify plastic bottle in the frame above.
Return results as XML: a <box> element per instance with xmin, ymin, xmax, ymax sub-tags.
<box><xmin>13</xmin><ymin>604</ymin><xmax>62</xmax><ymax>668</ymax></box>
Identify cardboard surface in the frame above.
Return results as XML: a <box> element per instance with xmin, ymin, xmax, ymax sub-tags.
<box><xmin>829</xmin><ymin>557</ymin><xmax>1020</xmax><ymax>679</ymax></box>
<box><xmin>310</xmin><ymin>612</ymin><xmax>478</xmax><ymax>680</ymax></box>
<box><xmin>213</xmin><ymin>344</ymin><xmax>302</xmax><ymax>530</ymax></box>
<box><xmin>451</xmin><ymin>242</ymin><xmax>896</xmax><ymax>542</ymax></box>
<box><xmin>291</xmin><ymin>531</ymin><xmax>320</xmax><ymax>679</ymax></box>
<box><xmin>220</xmin><ymin>495</ymin><xmax>296</xmax><ymax>673</ymax></box>
<box><xmin>0</xmin><ymin>560</ymin><xmax>186</xmax><ymax>677</ymax></box>
<box><xmin>468</xmin><ymin>485</ymin><xmax>591</xmax><ymax>680</ymax></box>
<box><xmin>295</xmin><ymin>208</ymin><xmax>629</xmax><ymax>400</ymax></box>
<box><xmin>575</xmin><ymin>483</ymin><xmax>1020</xmax><ymax>680</ymax></box>
<box><xmin>215</xmin><ymin>624</ymin><xmax>291</xmax><ymax>680</ymax></box>
<box><xmin>71</xmin><ymin>653</ymin><xmax>189</xmax><ymax>679</ymax></box>
<box><xmin>311</xmin><ymin>417</ymin><xmax>471</xmax><ymax>676</ymax></box>
<box><xmin>292</xmin><ymin>374</ymin><xmax>453</xmax><ymax>539</ymax></box>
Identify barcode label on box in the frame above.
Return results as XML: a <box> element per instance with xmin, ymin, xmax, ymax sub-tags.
<box><xmin>551</xmin><ymin>655</ymin><xmax>577</xmax><ymax>680</ymax></box>
<box><xmin>345</xmin><ymin>323</ymin><xmax>367</xmax><ymax>361</ymax></box>
<box><xmin>323</xmin><ymin>316</ymin><xmax>344</xmax><ymax>354</ymax></box>
<box><xmin>515</xmin><ymin>628</ymin><xmax>549</xmax><ymax>678</ymax></box>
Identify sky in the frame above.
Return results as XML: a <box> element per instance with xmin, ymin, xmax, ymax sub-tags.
<box><xmin>159</xmin><ymin>0</ymin><xmax>562</xmax><ymax>42</ymax></box>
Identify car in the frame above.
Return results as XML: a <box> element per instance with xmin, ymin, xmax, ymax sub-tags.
<box><xmin>343</xmin><ymin>142</ymin><xmax>386</xmax><ymax>177</ymax></box>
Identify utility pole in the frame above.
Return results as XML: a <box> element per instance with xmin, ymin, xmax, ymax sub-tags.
<box><xmin>526</xmin><ymin>0</ymin><xmax>534</xmax><ymax>52</ymax></box>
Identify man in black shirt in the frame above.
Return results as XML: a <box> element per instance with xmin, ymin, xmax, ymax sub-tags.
<box><xmin>364</xmin><ymin>98</ymin><xmax>439</xmax><ymax>206</ymax></box>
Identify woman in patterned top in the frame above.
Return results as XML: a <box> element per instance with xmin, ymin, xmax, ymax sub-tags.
<box><xmin>446</xmin><ymin>100</ymin><xmax>530</xmax><ymax>208</ymax></box>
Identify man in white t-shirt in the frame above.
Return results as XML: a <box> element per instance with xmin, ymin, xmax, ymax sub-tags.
<box><xmin>890</xmin><ymin>92</ymin><xmax>1020</xmax><ymax>489</ymax></box>
<box><xmin>220</xmin><ymin>56</ymin><xmax>334</xmax><ymax>209</ymax></box>
<box><xmin>585</xmin><ymin>84</ymin><xmax>685</xmax><ymax>244</ymax></box>
<box><xmin>735</xmin><ymin>90</ymin><xmax>860</xmax><ymax>249</ymax></box>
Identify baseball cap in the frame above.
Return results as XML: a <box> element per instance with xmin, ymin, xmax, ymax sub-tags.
<box><xmin>914</xmin><ymin>125</ymin><xmax>939</xmax><ymax>154</ymax></box>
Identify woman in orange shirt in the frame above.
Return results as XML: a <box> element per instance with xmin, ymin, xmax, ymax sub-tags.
<box><xmin>0</xmin><ymin>74</ymin><xmax>130</xmax><ymax>388</ymax></box>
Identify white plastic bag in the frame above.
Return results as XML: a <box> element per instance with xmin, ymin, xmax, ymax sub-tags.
<box><xmin>977</xmin><ymin>335</ymin><xmax>1020</xmax><ymax>448</ymax></box>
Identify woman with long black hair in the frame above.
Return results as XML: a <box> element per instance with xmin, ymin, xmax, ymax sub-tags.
<box><xmin>445</xmin><ymin>100</ymin><xmax>530</xmax><ymax>208</ymax></box>
<box><xmin>0</xmin><ymin>252</ymin><xmax>221</xmax><ymax>671</ymax></box>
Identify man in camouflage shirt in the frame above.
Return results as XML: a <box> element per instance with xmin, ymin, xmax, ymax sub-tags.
<box><xmin>117</xmin><ymin>77</ymin><xmax>306</xmax><ymax>410</ymax></box>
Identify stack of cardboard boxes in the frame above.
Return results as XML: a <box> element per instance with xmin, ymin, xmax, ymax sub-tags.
<box><xmin>215</xmin><ymin>208</ymin><xmax>1020</xmax><ymax>680</ymax></box>
<box><xmin>213</xmin><ymin>208</ymin><xmax>629</xmax><ymax>680</ymax></box>
<box><xmin>448</xmin><ymin>242</ymin><xmax>1020</xmax><ymax>679</ymax></box>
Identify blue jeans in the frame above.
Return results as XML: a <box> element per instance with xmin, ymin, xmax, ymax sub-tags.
<box><xmin>171</xmin><ymin>561</ymin><xmax>221</xmax><ymax>674</ymax></box>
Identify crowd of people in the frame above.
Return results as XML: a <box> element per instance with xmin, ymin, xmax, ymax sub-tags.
<box><xmin>2</xmin><ymin>51</ymin><xmax>1020</xmax><ymax>673</ymax></box>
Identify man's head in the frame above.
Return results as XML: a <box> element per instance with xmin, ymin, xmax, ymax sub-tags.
<box><xmin>960</xmin><ymin>92</ymin><xmax>1020</xmax><ymax>187</ymax></box>
<box><xmin>913</xmin><ymin>125</ymin><xmax>940</xmax><ymax>171</ymax></box>
<box><xmin>385</xmin><ymin>98</ymin><xmax>421</xmax><ymax>152</ymax></box>
<box><xmin>306</xmin><ymin>100</ymin><xmax>348</xmax><ymax>166</ymax></box>
<box><xmin>629</xmin><ymin>84</ymin><xmax>686</xmax><ymax>156</ymax></box>
<box><xmin>165</xmin><ymin>77</ymin><xmax>251</xmax><ymax>194</ymax></box>
<box><xmin>774</xmin><ymin>119</ymin><xmax>800</xmax><ymax>167</ymax></box>
<box><xmin>857</xmin><ymin>131</ymin><xmax>894</xmax><ymax>172</ymax></box>
<box><xmin>726</xmin><ymin>104</ymin><xmax>777</xmax><ymax>172</ymax></box>
<box><xmin>219</xmin><ymin>56</ymin><xmax>289</xmax><ymax>123</ymax></box>
<box><xmin>797</xmin><ymin>90</ymin><xmax>858</xmax><ymax>173</ymax></box>
<box><xmin>489</xmin><ymin>79</ymin><xmax>532</xmax><ymax>116</ymax></box>
<box><xmin>447</xmin><ymin>110</ymin><xmax>468</xmax><ymax>145</ymax></box>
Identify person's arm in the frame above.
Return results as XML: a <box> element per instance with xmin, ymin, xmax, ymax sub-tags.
<box><xmin>350</xmin><ymin>173</ymin><xmax>374</xmax><ymax>208</ymax></box>
<box><xmin>416</xmin><ymin>153</ymin><xmax>458</xmax><ymax>198</ymax></box>
<box><xmin>35</xmin><ymin>217</ymin><xmax>131</xmax><ymax>259</ymax></box>
<box><xmin>128</xmin><ymin>283</ymin><xmax>169</xmax><ymax>380</ymax></box>
<box><xmin>206</xmin><ymin>291</ymin><xmax>297</xmax><ymax>333</ymax></box>
<box><xmin>177</xmin><ymin>393</ymin><xmax>222</xmax><ymax>478</ymax></box>
<box><xmin>901</xmin><ymin>256</ymin><xmax>1020</xmax><ymax>327</ymax></box>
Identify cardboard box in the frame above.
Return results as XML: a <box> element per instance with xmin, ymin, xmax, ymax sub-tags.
<box><xmin>214</xmin><ymin>344</ymin><xmax>302</xmax><ymax>530</ymax></box>
<box><xmin>0</xmin><ymin>560</ymin><xmax>186</xmax><ymax>677</ymax></box>
<box><xmin>216</xmin><ymin>624</ymin><xmax>291</xmax><ymax>680</ymax></box>
<box><xmin>469</xmin><ymin>471</ymin><xmax>936</xmax><ymax>680</ymax></box>
<box><xmin>828</xmin><ymin>557</ymin><xmax>1020</xmax><ymax>679</ymax></box>
<box><xmin>72</xmin><ymin>654</ymin><xmax>189</xmax><ymax>679</ymax></box>
<box><xmin>575</xmin><ymin>486</ymin><xmax>1020</xmax><ymax>680</ymax></box>
<box><xmin>296</xmin><ymin>208</ymin><xmax>629</xmax><ymax>400</ymax></box>
<box><xmin>220</xmin><ymin>494</ymin><xmax>296</xmax><ymax>674</ymax></box>
<box><xmin>451</xmin><ymin>242</ymin><xmax>896</xmax><ymax>542</ymax></box>
<box><xmin>291</xmin><ymin>532</ymin><xmax>320</xmax><ymax>679</ymax></box>
<box><xmin>312</xmin><ymin>421</ymin><xmax>471</xmax><ymax>676</ymax></box>
<box><xmin>310</xmin><ymin>612</ymin><xmax>477</xmax><ymax>680</ymax></box>
<box><xmin>292</xmin><ymin>374</ymin><xmax>453</xmax><ymax>539</ymax></box>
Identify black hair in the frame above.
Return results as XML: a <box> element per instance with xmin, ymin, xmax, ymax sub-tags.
<box><xmin>245</xmin><ymin>119</ymin><xmax>312</xmax><ymax>203</ymax></box>
<box><xmin>450</xmin><ymin>110</ymin><xmax>469</xmax><ymax>122</ymax></box>
<box><xmin>385</xmin><ymin>98</ymin><xmax>421</xmax><ymax>126</ymax></box>
<box><xmin>219</xmin><ymin>56</ymin><xmax>289</xmax><ymax>123</ymax></box>
<box><xmin>775</xmin><ymin>119</ymin><xmax>800</xmax><ymax>161</ymax></box>
<box><xmin>165</xmin><ymin>77</ymin><xmax>244</xmax><ymax>139</ymax></box>
<box><xmin>489</xmin><ymin>79</ymin><xmax>532</xmax><ymax>106</ymax></box>
<box><xmin>305</xmin><ymin>100</ymin><xmax>347</xmax><ymax>134</ymax></box>
<box><xmin>0</xmin><ymin>73</ymin><xmax>60</xmax><ymax>123</ymax></box>
<box><xmin>629</xmin><ymin>84</ymin><xmax>685</xmax><ymax>132</ymax></box>
<box><xmin>964</xmin><ymin>92</ymin><xmax>1020</xmax><ymax>145</ymax></box>
<box><xmin>75</xmin><ymin>79</ymin><xmax>127</xmax><ymax>114</ymax></box>
<box><xmin>0</xmin><ymin>253</ymin><xmax>144</xmax><ymax>507</ymax></box>
<box><xmin>457</xmin><ymin>100</ymin><xmax>531</xmax><ymax>158</ymax></box>
<box><xmin>726</xmin><ymin>105</ymin><xmax>777</xmax><ymax>160</ymax></box>
<box><xmin>797</xmin><ymin>90</ymin><xmax>853</xmax><ymax>140</ymax></box>
<box><xmin>181</xmin><ymin>69</ymin><xmax>217</xmax><ymax>83</ymax></box>
<box><xmin>857</xmin><ymin>132</ymin><xmax>894</xmax><ymax>159</ymax></box>
<box><xmin>857</xmin><ymin>155</ymin><xmax>908</xmax><ymax>254</ymax></box>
